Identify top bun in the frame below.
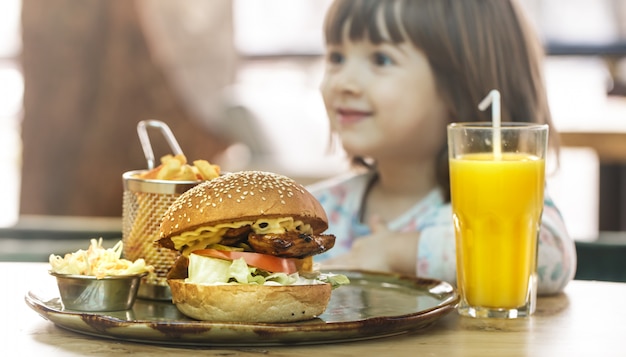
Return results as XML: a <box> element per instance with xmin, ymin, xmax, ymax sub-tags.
<box><xmin>159</xmin><ymin>171</ymin><xmax>329</xmax><ymax>240</ymax></box>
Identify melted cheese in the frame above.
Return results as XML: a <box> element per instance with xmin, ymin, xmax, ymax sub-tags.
<box><xmin>170</xmin><ymin>217</ymin><xmax>313</xmax><ymax>256</ymax></box>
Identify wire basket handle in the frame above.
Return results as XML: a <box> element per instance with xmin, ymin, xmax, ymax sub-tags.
<box><xmin>137</xmin><ymin>120</ymin><xmax>184</xmax><ymax>169</ymax></box>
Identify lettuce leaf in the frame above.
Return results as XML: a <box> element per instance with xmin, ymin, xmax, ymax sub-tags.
<box><xmin>185</xmin><ymin>254</ymin><xmax>350</xmax><ymax>288</ymax></box>
<box><xmin>185</xmin><ymin>254</ymin><xmax>297</xmax><ymax>285</ymax></box>
<box><xmin>318</xmin><ymin>273</ymin><xmax>351</xmax><ymax>289</ymax></box>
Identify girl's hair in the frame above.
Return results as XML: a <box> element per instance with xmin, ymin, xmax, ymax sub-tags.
<box><xmin>323</xmin><ymin>0</ymin><xmax>557</xmax><ymax>201</ymax></box>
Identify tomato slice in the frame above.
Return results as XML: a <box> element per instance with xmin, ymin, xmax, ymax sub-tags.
<box><xmin>192</xmin><ymin>249</ymin><xmax>299</xmax><ymax>274</ymax></box>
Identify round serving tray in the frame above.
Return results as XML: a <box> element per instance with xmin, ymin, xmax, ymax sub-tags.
<box><xmin>25</xmin><ymin>270</ymin><xmax>459</xmax><ymax>346</ymax></box>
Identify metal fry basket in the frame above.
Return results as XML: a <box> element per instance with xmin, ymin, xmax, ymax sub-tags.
<box><xmin>122</xmin><ymin>120</ymin><xmax>200</xmax><ymax>300</ymax></box>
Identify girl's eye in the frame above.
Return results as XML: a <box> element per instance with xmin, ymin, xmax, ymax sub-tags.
<box><xmin>327</xmin><ymin>51</ymin><xmax>344</xmax><ymax>65</ymax></box>
<box><xmin>372</xmin><ymin>52</ymin><xmax>394</xmax><ymax>66</ymax></box>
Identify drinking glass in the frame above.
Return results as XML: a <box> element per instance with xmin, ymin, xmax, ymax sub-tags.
<box><xmin>447</xmin><ymin>122</ymin><xmax>548</xmax><ymax>318</ymax></box>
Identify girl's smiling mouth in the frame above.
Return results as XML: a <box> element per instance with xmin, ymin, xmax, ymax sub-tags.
<box><xmin>336</xmin><ymin>108</ymin><xmax>373</xmax><ymax>126</ymax></box>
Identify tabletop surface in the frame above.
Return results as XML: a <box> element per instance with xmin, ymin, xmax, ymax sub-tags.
<box><xmin>3</xmin><ymin>262</ymin><xmax>624</xmax><ymax>357</ymax></box>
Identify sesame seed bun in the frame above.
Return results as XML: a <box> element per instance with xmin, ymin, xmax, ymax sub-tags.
<box><xmin>167</xmin><ymin>278</ymin><xmax>331</xmax><ymax>323</ymax></box>
<box><xmin>158</xmin><ymin>170</ymin><xmax>329</xmax><ymax>248</ymax></box>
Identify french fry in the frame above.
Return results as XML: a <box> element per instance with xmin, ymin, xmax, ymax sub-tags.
<box><xmin>156</xmin><ymin>157</ymin><xmax>182</xmax><ymax>180</ymax></box>
<box><xmin>157</xmin><ymin>154</ymin><xmax>185</xmax><ymax>165</ymax></box>
<box><xmin>193</xmin><ymin>160</ymin><xmax>220</xmax><ymax>180</ymax></box>
<box><xmin>171</xmin><ymin>164</ymin><xmax>197</xmax><ymax>181</ymax></box>
<box><xmin>138</xmin><ymin>167</ymin><xmax>159</xmax><ymax>180</ymax></box>
<box><xmin>135</xmin><ymin>154</ymin><xmax>220</xmax><ymax>181</ymax></box>
<box><xmin>160</xmin><ymin>154</ymin><xmax>174</xmax><ymax>164</ymax></box>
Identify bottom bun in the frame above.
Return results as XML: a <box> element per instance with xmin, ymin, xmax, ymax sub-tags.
<box><xmin>167</xmin><ymin>279</ymin><xmax>332</xmax><ymax>323</ymax></box>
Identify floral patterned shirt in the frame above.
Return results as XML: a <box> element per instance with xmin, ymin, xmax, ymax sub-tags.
<box><xmin>307</xmin><ymin>171</ymin><xmax>577</xmax><ymax>295</ymax></box>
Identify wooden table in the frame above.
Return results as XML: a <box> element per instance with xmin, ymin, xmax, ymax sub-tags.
<box><xmin>560</xmin><ymin>131</ymin><xmax>626</xmax><ymax>164</ymax></box>
<box><xmin>3</xmin><ymin>262</ymin><xmax>624</xmax><ymax>356</ymax></box>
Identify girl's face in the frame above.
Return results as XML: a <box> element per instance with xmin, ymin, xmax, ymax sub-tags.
<box><xmin>320</xmin><ymin>25</ymin><xmax>449</xmax><ymax>164</ymax></box>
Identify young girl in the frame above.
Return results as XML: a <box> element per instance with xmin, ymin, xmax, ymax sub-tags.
<box><xmin>309</xmin><ymin>0</ymin><xmax>576</xmax><ymax>295</ymax></box>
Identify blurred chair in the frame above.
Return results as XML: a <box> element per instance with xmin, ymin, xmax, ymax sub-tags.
<box><xmin>574</xmin><ymin>232</ymin><xmax>626</xmax><ymax>282</ymax></box>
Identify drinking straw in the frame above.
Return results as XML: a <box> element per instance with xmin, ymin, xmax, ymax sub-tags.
<box><xmin>478</xmin><ymin>89</ymin><xmax>502</xmax><ymax>159</ymax></box>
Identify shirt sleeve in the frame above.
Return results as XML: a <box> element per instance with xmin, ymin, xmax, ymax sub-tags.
<box><xmin>536</xmin><ymin>196</ymin><xmax>577</xmax><ymax>295</ymax></box>
<box><xmin>307</xmin><ymin>173</ymin><xmax>366</xmax><ymax>261</ymax></box>
<box><xmin>417</xmin><ymin>222</ymin><xmax>457</xmax><ymax>284</ymax></box>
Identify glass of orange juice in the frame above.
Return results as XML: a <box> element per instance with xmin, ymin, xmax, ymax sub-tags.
<box><xmin>447</xmin><ymin>122</ymin><xmax>548</xmax><ymax>318</ymax></box>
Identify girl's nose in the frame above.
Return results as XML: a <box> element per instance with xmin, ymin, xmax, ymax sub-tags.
<box><xmin>332</xmin><ymin>65</ymin><xmax>362</xmax><ymax>96</ymax></box>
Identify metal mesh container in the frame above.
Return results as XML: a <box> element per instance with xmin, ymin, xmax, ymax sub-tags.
<box><xmin>122</xmin><ymin>120</ymin><xmax>199</xmax><ymax>300</ymax></box>
<box><xmin>122</xmin><ymin>172</ymin><xmax>199</xmax><ymax>300</ymax></box>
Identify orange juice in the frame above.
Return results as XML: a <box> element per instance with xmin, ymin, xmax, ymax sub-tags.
<box><xmin>450</xmin><ymin>152</ymin><xmax>544</xmax><ymax>308</ymax></box>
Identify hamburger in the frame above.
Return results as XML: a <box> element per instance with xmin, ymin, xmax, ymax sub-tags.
<box><xmin>158</xmin><ymin>170</ymin><xmax>348</xmax><ymax>323</ymax></box>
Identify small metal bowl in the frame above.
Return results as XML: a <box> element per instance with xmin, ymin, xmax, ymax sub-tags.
<box><xmin>50</xmin><ymin>271</ymin><xmax>147</xmax><ymax>311</ymax></box>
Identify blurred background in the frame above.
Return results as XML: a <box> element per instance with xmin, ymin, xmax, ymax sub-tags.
<box><xmin>2</xmin><ymin>0</ymin><xmax>626</xmax><ymax>245</ymax></box>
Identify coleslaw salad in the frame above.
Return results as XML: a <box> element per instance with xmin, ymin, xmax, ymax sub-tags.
<box><xmin>49</xmin><ymin>238</ymin><xmax>154</xmax><ymax>279</ymax></box>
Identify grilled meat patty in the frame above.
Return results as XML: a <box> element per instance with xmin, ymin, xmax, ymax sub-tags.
<box><xmin>247</xmin><ymin>231</ymin><xmax>336</xmax><ymax>258</ymax></box>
